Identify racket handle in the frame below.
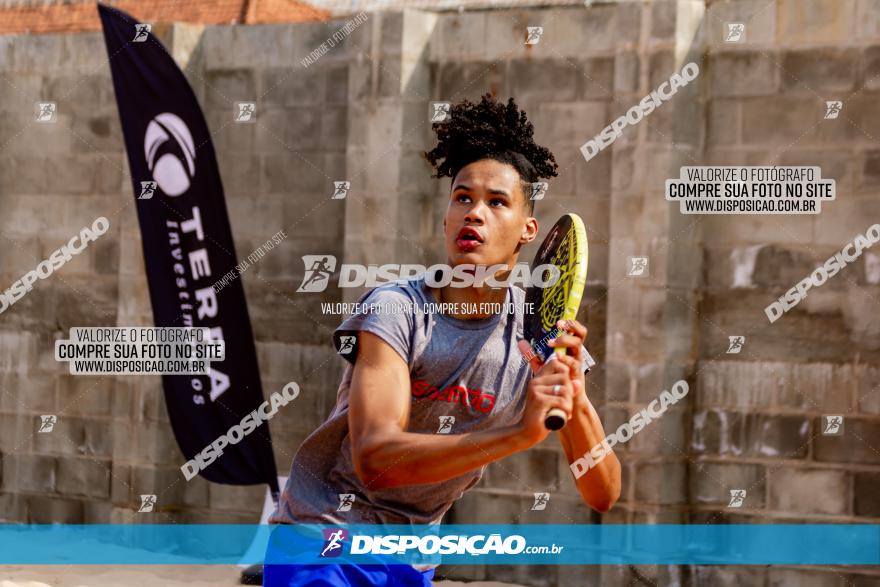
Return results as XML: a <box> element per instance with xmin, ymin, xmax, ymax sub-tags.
<box><xmin>541</xmin><ymin>350</ymin><xmax>569</xmax><ymax>430</ymax></box>
<box><xmin>544</xmin><ymin>408</ymin><xmax>567</xmax><ymax>430</ymax></box>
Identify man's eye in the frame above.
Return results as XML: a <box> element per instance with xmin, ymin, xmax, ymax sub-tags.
<box><xmin>457</xmin><ymin>195</ymin><xmax>471</xmax><ymax>203</ymax></box>
<box><xmin>490</xmin><ymin>199</ymin><xmax>505</xmax><ymax>207</ymax></box>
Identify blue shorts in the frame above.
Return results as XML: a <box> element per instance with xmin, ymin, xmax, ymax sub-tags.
<box><xmin>263</xmin><ymin>562</ymin><xmax>435</xmax><ymax>586</ymax></box>
<box><xmin>264</xmin><ymin>526</ymin><xmax>436</xmax><ymax>587</ymax></box>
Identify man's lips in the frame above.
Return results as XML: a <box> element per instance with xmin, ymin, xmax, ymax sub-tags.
<box><xmin>456</xmin><ymin>227</ymin><xmax>484</xmax><ymax>250</ymax></box>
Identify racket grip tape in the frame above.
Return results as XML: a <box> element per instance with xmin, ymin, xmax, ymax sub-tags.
<box><xmin>541</xmin><ymin>348</ymin><xmax>569</xmax><ymax>431</ymax></box>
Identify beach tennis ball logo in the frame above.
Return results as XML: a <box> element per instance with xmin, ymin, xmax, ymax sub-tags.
<box><xmin>144</xmin><ymin>113</ymin><xmax>196</xmax><ymax>197</ymax></box>
<box><xmin>320</xmin><ymin>528</ymin><xmax>348</xmax><ymax>557</ymax></box>
<box><xmin>298</xmin><ymin>255</ymin><xmax>337</xmax><ymax>292</ymax></box>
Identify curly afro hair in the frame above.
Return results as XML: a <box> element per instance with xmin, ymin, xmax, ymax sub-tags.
<box><xmin>423</xmin><ymin>93</ymin><xmax>558</xmax><ymax>214</ymax></box>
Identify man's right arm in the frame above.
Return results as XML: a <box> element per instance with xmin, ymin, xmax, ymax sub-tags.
<box><xmin>348</xmin><ymin>331</ymin><xmax>575</xmax><ymax>490</ymax></box>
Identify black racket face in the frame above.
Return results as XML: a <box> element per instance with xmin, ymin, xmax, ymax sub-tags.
<box><xmin>524</xmin><ymin>215</ymin><xmax>577</xmax><ymax>362</ymax></box>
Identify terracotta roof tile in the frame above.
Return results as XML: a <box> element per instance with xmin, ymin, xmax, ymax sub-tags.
<box><xmin>0</xmin><ymin>0</ymin><xmax>331</xmax><ymax>35</ymax></box>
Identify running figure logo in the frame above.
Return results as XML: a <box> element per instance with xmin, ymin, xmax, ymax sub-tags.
<box><xmin>525</xmin><ymin>27</ymin><xmax>543</xmax><ymax>45</ymax></box>
<box><xmin>320</xmin><ymin>528</ymin><xmax>348</xmax><ymax>557</ymax></box>
<box><xmin>530</xmin><ymin>181</ymin><xmax>548</xmax><ymax>201</ymax></box>
<box><xmin>297</xmin><ymin>255</ymin><xmax>337</xmax><ymax>292</ymax></box>
<box><xmin>726</xmin><ymin>336</ymin><xmax>745</xmax><ymax>354</ymax></box>
<box><xmin>822</xmin><ymin>415</ymin><xmax>843</xmax><ymax>435</ymax></box>
<box><xmin>431</xmin><ymin>102</ymin><xmax>451</xmax><ymax>122</ymax></box>
<box><xmin>139</xmin><ymin>181</ymin><xmax>157</xmax><ymax>200</ymax></box>
<box><xmin>627</xmin><ymin>256</ymin><xmax>649</xmax><ymax>277</ymax></box>
<box><xmin>332</xmin><ymin>181</ymin><xmax>350</xmax><ymax>200</ymax></box>
<box><xmin>35</xmin><ymin>102</ymin><xmax>57</xmax><ymax>123</ymax></box>
<box><xmin>234</xmin><ymin>102</ymin><xmax>256</xmax><ymax>123</ymax></box>
<box><xmin>437</xmin><ymin>416</ymin><xmax>455</xmax><ymax>434</ymax></box>
<box><xmin>531</xmin><ymin>492</ymin><xmax>550</xmax><ymax>511</ymax></box>
<box><xmin>133</xmin><ymin>23</ymin><xmax>151</xmax><ymax>42</ymax></box>
<box><xmin>337</xmin><ymin>336</ymin><xmax>356</xmax><ymax>356</ymax></box>
<box><xmin>337</xmin><ymin>493</ymin><xmax>355</xmax><ymax>512</ymax></box>
<box><xmin>824</xmin><ymin>101</ymin><xmax>843</xmax><ymax>120</ymax></box>
<box><xmin>725</xmin><ymin>23</ymin><xmax>745</xmax><ymax>42</ymax></box>
<box><xmin>727</xmin><ymin>489</ymin><xmax>746</xmax><ymax>508</ymax></box>
<box><xmin>38</xmin><ymin>415</ymin><xmax>57</xmax><ymax>433</ymax></box>
<box><xmin>138</xmin><ymin>494</ymin><xmax>157</xmax><ymax>513</ymax></box>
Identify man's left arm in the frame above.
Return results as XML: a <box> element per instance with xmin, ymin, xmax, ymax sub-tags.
<box><xmin>543</xmin><ymin>320</ymin><xmax>621</xmax><ymax>513</ymax></box>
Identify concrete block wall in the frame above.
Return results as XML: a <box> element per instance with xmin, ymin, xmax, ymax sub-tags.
<box><xmin>0</xmin><ymin>1</ymin><xmax>879</xmax><ymax>585</ymax></box>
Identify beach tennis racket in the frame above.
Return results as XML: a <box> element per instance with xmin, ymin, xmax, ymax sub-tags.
<box><xmin>523</xmin><ymin>213</ymin><xmax>588</xmax><ymax>431</ymax></box>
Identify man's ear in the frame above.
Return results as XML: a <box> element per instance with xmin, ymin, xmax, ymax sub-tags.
<box><xmin>520</xmin><ymin>216</ymin><xmax>539</xmax><ymax>245</ymax></box>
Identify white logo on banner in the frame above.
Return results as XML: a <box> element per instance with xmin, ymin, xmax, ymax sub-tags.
<box><xmin>144</xmin><ymin>113</ymin><xmax>196</xmax><ymax>197</ymax></box>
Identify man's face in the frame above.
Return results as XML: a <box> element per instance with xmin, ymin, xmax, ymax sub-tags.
<box><xmin>443</xmin><ymin>159</ymin><xmax>539</xmax><ymax>270</ymax></box>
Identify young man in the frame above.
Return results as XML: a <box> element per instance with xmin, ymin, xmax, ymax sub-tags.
<box><xmin>266</xmin><ymin>94</ymin><xmax>621</xmax><ymax>586</ymax></box>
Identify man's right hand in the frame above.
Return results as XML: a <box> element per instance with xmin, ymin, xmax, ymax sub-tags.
<box><xmin>515</xmin><ymin>352</ymin><xmax>577</xmax><ymax>446</ymax></box>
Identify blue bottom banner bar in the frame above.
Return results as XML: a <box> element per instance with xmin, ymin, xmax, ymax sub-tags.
<box><xmin>0</xmin><ymin>524</ymin><xmax>877</xmax><ymax>565</ymax></box>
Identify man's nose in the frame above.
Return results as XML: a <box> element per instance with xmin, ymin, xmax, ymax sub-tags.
<box><xmin>464</xmin><ymin>201</ymin><xmax>486</xmax><ymax>224</ymax></box>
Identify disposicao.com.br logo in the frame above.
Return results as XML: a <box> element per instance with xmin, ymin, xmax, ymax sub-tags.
<box><xmin>297</xmin><ymin>256</ymin><xmax>561</xmax><ymax>292</ymax></box>
<box><xmin>319</xmin><ymin>529</ymin><xmax>562</xmax><ymax>557</ymax></box>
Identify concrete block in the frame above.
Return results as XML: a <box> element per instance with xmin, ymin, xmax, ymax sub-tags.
<box><xmin>33</xmin><ymin>414</ymin><xmax>86</xmax><ymax>456</ymax></box>
<box><xmin>634</xmin><ymin>461</ymin><xmax>687</xmax><ymax>505</ymax></box>
<box><xmin>264</xmin><ymin>151</ymin><xmax>327</xmax><ymax>195</ymax></box>
<box><xmin>25</xmin><ymin>495</ymin><xmax>83</xmax><ymax>524</ymax></box>
<box><xmin>483</xmin><ymin>448</ymin><xmax>559</xmax><ymax>492</ymax></box>
<box><xmin>768</xmin><ymin>467</ymin><xmax>848</xmax><ymax>514</ymax></box>
<box><xmin>814</xmin><ymin>417</ymin><xmax>880</xmax><ymax>464</ymax></box>
<box><xmin>3</xmin><ymin>453</ymin><xmax>56</xmax><ymax>493</ymax></box>
<box><xmin>57</xmin><ymin>375</ymin><xmax>113</xmax><ymax>417</ymax></box>
<box><xmin>434</xmin><ymin>61</ymin><xmax>507</xmax><ymax>105</ymax></box>
<box><xmin>430</xmin><ymin>12</ymin><xmax>487</xmax><ymax>62</ymax></box>
<box><xmin>56</xmin><ymin>456</ymin><xmax>110</xmax><ymax>498</ymax></box>
<box><xmin>208</xmin><ymin>482</ymin><xmax>265</xmax><ymax>513</ymax></box>
<box><xmin>694</xmin><ymin>566</ymin><xmax>768</xmax><ymax>587</ymax></box>
<box><xmin>777</xmin><ymin>0</ymin><xmax>856</xmax><ymax>45</ymax></box>
<box><xmin>202</xmin><ymin>24</ymin><xmax>298</xmax><ymax>71</ymax></box>
<box><xmin>708</xmin><ymin>99</ymin><xmax>739</xmax><ymax>147</ymax></box>
<box><xmin>69</xmin><ymin>114</ymin><xmax>122</xmax><ymax>152</ymax></box>
<box><xmin>741</xmin><ymin>96</ymin><xmax>821</xmax><ymax>146</ymax></box>
<box><xmin>132</xmin><ymin>465</ymin><xmax>184</xmax><ymax>508</ymax></box>
<box><xmin>781</xmin><ymin>48</ymin><xmax>858</xmax><ymax>92</ymax></box>
<box><xmin>614</xmin><ymin>2</ymin><xmax>642</xmax><ymax>46</ymax></box>
<box><xmin>689</xmin><ymin>461</ymin><xmax>766</xmax><ymax>507</ymax></box>
<box><xmin>651</xmin><ymin>0</ymin><xmax>677</xmax><ymax>40</ymax></box>
<box><xmin>854</xmin><ymin>471</ymin><xmax>880</xmax><ymax>516</ymax></box>
<box><xmin>509</xmin><ymin>59</ymin><xmax>581</xmax><ymax>104</ymax></box>
<box><xmin>0</xmin><ymin>73</ymin><xmax>44</xmax><ymax>113</ymax></box>
<box><xmin>110</xmin><ymin>463</ymin><xmax>132</xmax><ymax>506</ymax></box>
<box><xmin>857</xmin><ymin>364</ymin><xmax>880</xmax><ymax>414</ymax></box>
<box><xmin>321</xmin><ymin>107</ymin><xmax>347</xmax><ymax>151</ymax></box>
<box><xmin>711</xmin><ymin>52</ymin><xmax>778</xmax><ymax>97</ymax></box>
<box><xmin>535</xmin><ymin>101</ymin><xmax>608</xmax><ymax>148</ymax></box>
<box><xmin>769</xmin><ymin>568</ymin><xmax>847</xmax><ymax>587</ymax></box>
<box><xmin>261</xmin><ymin>67</ymin><xmax>323</xmax><ymax>109</ymax></box>
<box><xmin>692</xmin><ymin>410</ymin><xmax>810</xmax><ymax>459</ymax></box>
<box><xmin>577</xmin><ymin>57</ymin><xmax>614</xmax><ymax>99</ymax></box>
